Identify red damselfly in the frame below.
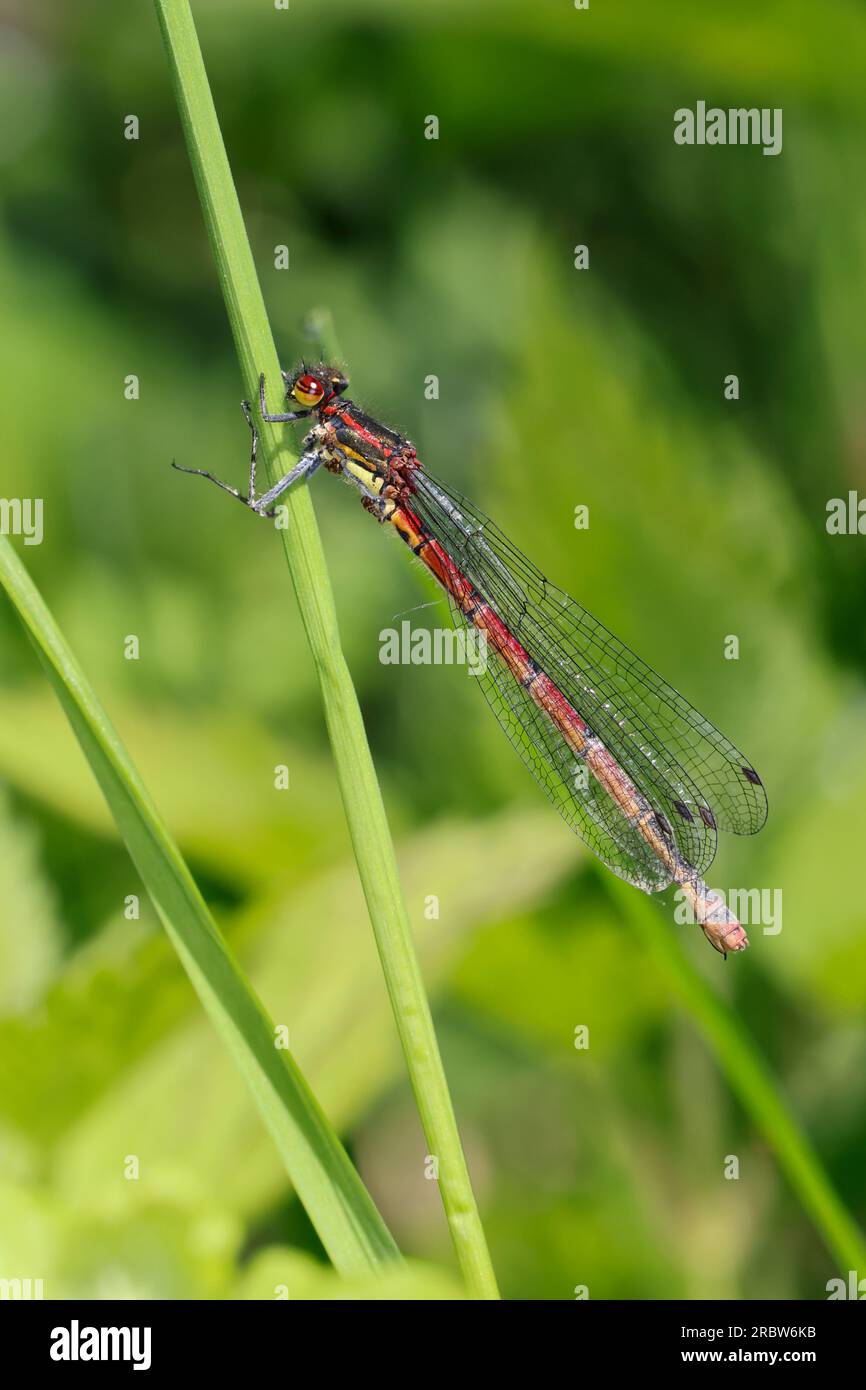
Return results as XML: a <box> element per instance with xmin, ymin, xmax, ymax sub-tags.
<box><xmin>174</xmin><ymin>365</ymin><xmax>768</xmax><ymax>955</ymax></box>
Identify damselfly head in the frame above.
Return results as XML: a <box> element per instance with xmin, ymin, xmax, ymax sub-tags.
<box><xmin>284</xmin><ymin>362</ymin><xmax>349</xmax><ymax>409</ymax></box>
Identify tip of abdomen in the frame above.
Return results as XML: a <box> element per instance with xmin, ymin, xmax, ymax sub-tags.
<box><xmin>680</xmin><ymin>877</ymin><xmax>749</xmax><ymax>955</ymax></box>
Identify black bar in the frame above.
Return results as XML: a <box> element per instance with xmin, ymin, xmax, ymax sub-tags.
<box><xmin>1</xmin><ymin>1297</ymin><xmax>862</xmax><ymax>1374</ymax></box>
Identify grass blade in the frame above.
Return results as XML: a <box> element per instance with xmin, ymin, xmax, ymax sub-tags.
<box><xmin>610</xmin><ymin>878</ymin><xmax>866</xmax><ymax>1274</ymax></box>
<box><xmin>0</xmin><ymin>536</ymin><xmax>399</xmax><ymax>1276</ymax></box>
<box><xmin>152</xmin><ymin>0</ymin><xmax>498</xmax><ymax>1297</ymax></box>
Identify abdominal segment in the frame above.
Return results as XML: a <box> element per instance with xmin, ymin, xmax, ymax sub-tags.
<box><xmin>386</xmin><ymin>501</ymin><xmax>747</xmax><ymax>953</ymax></box>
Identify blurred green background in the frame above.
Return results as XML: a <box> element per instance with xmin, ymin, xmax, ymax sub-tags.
<box><xmin>1</xmin><ymin>0</ymin><xmax>865</xmax><ymax>1300</ymax></box>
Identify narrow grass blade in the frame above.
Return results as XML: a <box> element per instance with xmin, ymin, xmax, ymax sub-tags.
<box><xmin>0</xmin><ymin>536</ymin><xmax>399</xmax><ymax>1276</ymax></box>
<box><xmin>152</xmin><ymin>0</ymin><xmax>498</xmax><ymax>1297</ymax></box>
<box><xmin>610</xmin><ymin>877</ymin><xmax>866</xmax><ymax>1275</ymax></box>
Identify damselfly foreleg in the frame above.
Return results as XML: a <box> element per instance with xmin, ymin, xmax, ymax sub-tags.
<box><xmin>251</xmin><ymin>449</ymin><xmax>322</xmax><ymax>513</ymax></box>
<box><xmin>172</xmin><ymin>398</ymin><xmax>322</xmax><ymax>516</ymax></box>
<box><xmin>259</xmin><ymin>372</ymin><xmax>311</xmax><ymax>424</ymax></box>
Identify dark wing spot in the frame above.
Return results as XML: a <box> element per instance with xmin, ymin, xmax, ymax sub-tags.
<box><xmin>654</xmin><ymin>812</ymin><xmax>673</xmax><ymax>840</ymax></box>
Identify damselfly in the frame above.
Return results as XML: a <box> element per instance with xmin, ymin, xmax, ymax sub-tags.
<box><xmin>174</xmin><ymin>365</ymin><xmax>768</xmax><ymax>955</ymax></box>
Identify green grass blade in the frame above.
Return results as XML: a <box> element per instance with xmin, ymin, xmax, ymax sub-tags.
<box><xmin>152</xmin><ymin>0</ymin><xmax>498</xmax><ymax>1298</ymax></box>
<box><xmin>610</xmin><ymin>878</ymin><xmax>866</xmax><ymax>1274</ymax></box>
<box><xmin>0</xmin><ymin>536</ymin><xmax>399</xmax><ymax>1276</ymax></box>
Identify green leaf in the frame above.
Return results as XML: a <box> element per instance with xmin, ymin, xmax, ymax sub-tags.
<box><xmin>39</xmin><ymin>809</ymin><xmax>574</xmax><ymax>1224</ymax></box>
<box><xmin>234</xmin><ymin>1248</ymin><xmax>465</xmax><ymax>1301</ymax></box>
<box><xmin>0</xmin><ymin>685</ymin><xmax>339</xmax><ymax>890</ymax></box>
<box><xmin>0</xmin><ymin>785</ymin><xmax>62</xmax><ymax>1015</ymax></box>
<box><xmin>0</xmin><ymin>535</ymin><xmax>398</xmax><ymax>1276</ymax></box>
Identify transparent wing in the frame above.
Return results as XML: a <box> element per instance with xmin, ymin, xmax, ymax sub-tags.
<box><xmin>447</xmin><ymin>585</ymin><xmax>674</xmax><ymax>891</ymax></box>
<box><xmin>410</xmin><ymin>470</ymin><xmax>767</xmax><ymax>877</ymax></box>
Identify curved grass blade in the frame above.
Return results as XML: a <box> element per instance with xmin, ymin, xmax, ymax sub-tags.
<box><xmin>152</xmin><ymin>0</ymin><xmax>498</xmax><ymax>1298</ymax></box>
<box><xmin>609</xmin><ymin>876</ymin><xmax>866</xmax><ymax>1275</ymax></box>
<box><xmin>0</xmin><ymin>536</ymin><xmax>399</xmax><ymax>1277</ymax></box>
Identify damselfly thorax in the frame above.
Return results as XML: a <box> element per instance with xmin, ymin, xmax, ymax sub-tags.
<box><xmin>301</xmin><ymin>404</ymin><xmax>419</xmax><ymax>516</ymax></box>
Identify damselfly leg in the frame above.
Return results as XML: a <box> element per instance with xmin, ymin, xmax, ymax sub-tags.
<box><xmin>172</xmin><ymin>397</ymin><xmax>320</xmax><ymax>516</ymax></box>
<box><xmin>259</xmin><ymin>371</ymin><xmax>311</xmax><ymax>424</ymax></box>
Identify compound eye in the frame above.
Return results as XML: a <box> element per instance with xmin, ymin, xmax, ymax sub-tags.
<box><xmin>293</xmin><ymin>374</ymin><xmax>325</xmax><ymax>407</ymax></box>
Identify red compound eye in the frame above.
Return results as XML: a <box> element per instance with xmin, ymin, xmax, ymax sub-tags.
<box><xmin>293</xmin><ymin>374</ymin><xmax>326</xmax><ymax>407</ymax></box>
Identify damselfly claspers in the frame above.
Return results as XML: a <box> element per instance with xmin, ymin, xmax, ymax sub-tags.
<box><xmin>174</xmin><ymin>364</ymin><xmax>768</xmax><ymax>955</ymax></box>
